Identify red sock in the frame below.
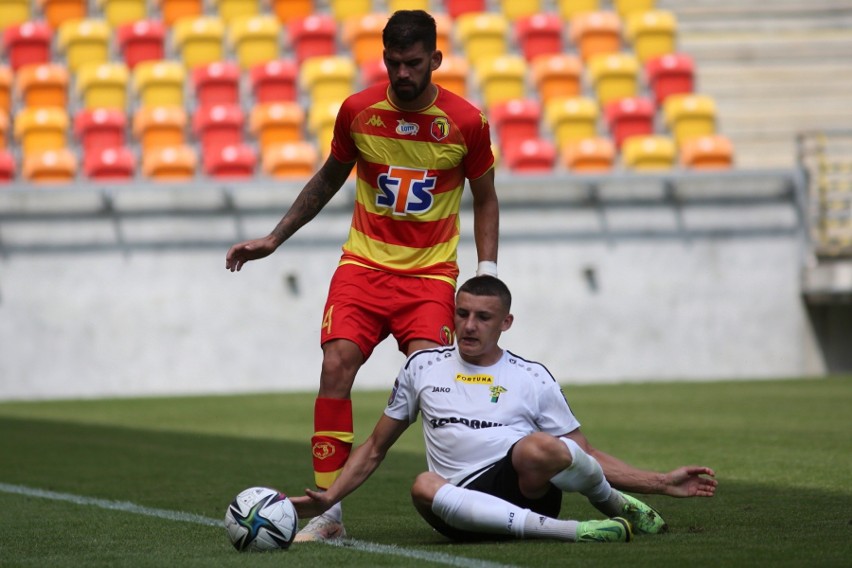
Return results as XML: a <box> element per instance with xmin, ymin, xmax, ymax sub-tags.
<box><xmin>312</xmin><ymin>397</ymin><xmax>353</xmax><ymax>490</ymax></box>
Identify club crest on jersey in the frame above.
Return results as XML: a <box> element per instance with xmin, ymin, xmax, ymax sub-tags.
<box><xmin>396</xmin><ymin>119</ymin><xmax>419</xmax><ymax>136</ymax></box>
<box><xmin>489</xmin><ymin>386</ymin><xmax>507</xmax><ymax>403</ymax></box>
<box><xmin>430</xmin><ymin>117</ymin><xmax>449</xmax><ymax>141</ymax></box>
<box><xmin>439</xmin><ymin>325</ymin><xmax>453</xmax><ymax>345</ymax></box>
<box><xmin>376</xmin><ymin>166</ymin><xmax>437</xmax><ymax>215</ymax></box>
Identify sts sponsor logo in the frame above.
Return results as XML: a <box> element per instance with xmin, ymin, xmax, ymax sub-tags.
<box><xmin>377</xmin><ymin>166</ymin><xmax>437</xmax><ymax>215</ymax></box>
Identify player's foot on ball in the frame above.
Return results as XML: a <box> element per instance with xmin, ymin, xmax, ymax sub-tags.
<box><xmin>293</xmin><ymin>514</ymin><xmax>346</xmax><ymax>543</ymax></box>
<box><xmin>576</xmin><ymin>517</ymin><xmax>633</xmax><ymax>543</ymax></box>
<box><xmin>619</xmin><ymin>493</ymin><xmax>668</xmax><ymax>534</ymax></box>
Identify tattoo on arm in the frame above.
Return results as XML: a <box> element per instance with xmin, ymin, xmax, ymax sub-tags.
<box><xmin>270</xmin><ymin>161</ymin><xmax>351</xmax><ymax>243</ymax></box>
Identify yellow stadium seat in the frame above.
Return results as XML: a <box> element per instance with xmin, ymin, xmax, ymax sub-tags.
<box><xmin>0</xmin><ymin>0</ymin><xmax>30</xmax><ymax>32</ymax></box>
<box><xmin>308</xmin><ymin>99</ymin><xmax>342</xmax><ymax>158</ymax></box>
<box><xmin>587</xmin><ymin>52</ymin><xmax>639</xmax><ymax>105</ymax></box>
<box><xmin>622</xmin><ymin>134</ymin><xmax>675</xmax><ymax>170</ymax></box>
<box><xmin>37</xmin><ymin>0</ymin><xmax>85</xmax><ymax>30</ymax></box>
<box><xmin>262</xmin><ymin>141</ymin><xmax>318</xmax><ymax>179</ymax></box>
<box><xmin>614</xmin><ymin>0</ymin><xmax>657</xmax><ymax>21</ymax></box>
<box><xmin>76</xmin><ymin>63</ymin><xmax>129</xmax><ymax>110</ymax></box>
<box><xmin>0</xmin><ymin>66</ymin><xmax>10</xmax><ymax>116</ymax></box>
<box><xmin>23</xmin><ymin>148</ymin><xmax>77</xmax><ymax>183</ymax></box>
<box><xmin>269</xmin><ymin>0</ymin><xmax>313</xmax><ymax>24</ymax></box>
<box><xmin>57</xmin><ymin>19</ymin><xmax>111</xmax><ymax>73</ymax></box>
<box><xmin>680</xmin><ymin>134</ymin><xmax>734</xmax><ymax>170</ymax></box>
<box><xmin>97</xmin><ymin>0</ymin><xmax>147</xmax><ymax>27</ymax></box>
<box><xmin>455</xmin><ymin>12</ymin><xmax>509</xmax><ymax>68</ymax></box>
<box><xmin>663</xmin><ymin>93</ymin><xmax>717</xmax><ymax>146</ymax></box>
<box><xmin>342</xmin><ymin>13</ymin><xmax>387</xmax><ymax>67</ymax></box>
<box><xmin>544</xmin><ymin>97</ymin><xmax>599</xmax><ymax>150</ymax></box>
<box><xmin>557</xmin><ymin>0</ymin><xmax>599</xmax><ymax>20</ymax></box>
<box><xmin>15</xmin><ymin>107</ymin><xmax>69</xmax><ymax>155</ymax></box>
<box><xmin>560</xmin><ymin>137</ymin><xmax>615</xmax><ymax>172</ymax></box>
<box><xmin>155</xmin><ymin>0</ymin><xmax>202</xmax><ymax>27</ymax></box>
<box><xmin>15</xmin><ymin>63</ymin><xmax>69</xmax><ymax>109</ymax></box>
<box><xmin>475</xmin><ymin>54</ymin><xmax>527</xmax><ymax>110</ymax></box>
<box><xmin>212</xmin><ymin>0</ymin><xmax>259</xmax><ymax>24</ymax></box>
<box><xmin>531</xmin><ymin>53</ymin><xmax>582</xmax><ymax>104</ymax></box>
<box><xmin>249</xmin><ymin>101</ymin><xmax>304</xmax><ymax>150</ymax></box>
<box><xmin>173</xmin><ymin>17</ymin><xmax>225</xmax><ymax>69</ymax></box>
<box><xmin>388</xmin><ymin>0</ymin><xmax>429</xmax><ymax>12</ymax></box>
<box><xmin>228</xmin><ymin>15</ymin><xmax>281</xmax><ymax>69</ymax></box>
<box><xmin>625</xmin><ymin>9</ymin><xmax>677</xmax><ymax>63</ymax></box>
<box><xmin>0</xmin><ymin>112</ymin><xmax>9</xmax><ymax>149</ymax></box>
<box><xmin>569</xmin><ymin>11</ymin><xmax>621</xmax><ymax>62</ymax></box>
<box><xmin>329</xmin><ymin>0</ymin><xmax>371</xmax><ymax>22</ymax></box>
<box><xmin>433</xmin><ymin>54</ymin><xmax>469</xmax><ymax>98</ymax></box>
<box><xmin>142</xmin><ymin>144</ymin><xmax>197</xmax><ymax>180</ymax></box>
<box><xmin>133</xmin><ymin>60</ymin><xmax>186</xmax><ymax>108</ymax></box>
<box><xmin>299</xmin><ymin>56</ymin><xmax>355</xmax><ymax>106</ymax></box>
<box><xmin>133</xmin><ymin>105</ymin><xmax>187</xmax><ymax>151</ymax></box>
<box><xmin>499</xmin><ymin>0</ymin><xmax>541</xmax><ymax>22</ymax></box>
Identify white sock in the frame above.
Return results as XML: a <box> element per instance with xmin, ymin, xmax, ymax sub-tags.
<box><xmin>321</xmin><ymin>500</ymin><xmax>343</xmax><ymax>523</ymax></box>
<box><xmin>550</xmin><ymin>438</ymin><xmax>622</xmax><ymax>516</ymax></box>
<box><xmin>522</xmin><ymin>513</ymin><xmax>580</xmax><ymax>541</ymax></box>
<box><xmin>431</xmin><ymin>484</ymin><xmax>529</xmax><ymax>538</ymax></box>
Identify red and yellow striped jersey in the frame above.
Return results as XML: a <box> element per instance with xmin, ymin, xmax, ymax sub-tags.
<box><xmin>331</xmin><ymin>83</ymin><xmax>494</xmax><ymax>285</ymax></box>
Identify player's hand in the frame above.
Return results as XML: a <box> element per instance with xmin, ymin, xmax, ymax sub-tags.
<box><xmin>289</xmin><ymin>489</ymin><xmax>335</xmax><ymax>519</ymax></box>
<box><xmin>662</xmin><ymin>466</ymin><xmax>717</xmax><ymax>498</ymax></box>
<box><xmin>225</xmin><ymin>236</ymin><xmax>279</xmax><ymax>272</ymax></box>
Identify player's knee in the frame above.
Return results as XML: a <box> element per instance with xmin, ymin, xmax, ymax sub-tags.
<box><xmin>515</xmin><ymin>432</ymin><xmax>570</xmax><ymax>470</ymax></box>
<box><xmin>319</xmin><ymin>341</ymin><xmax>363</xmax><ymax>396</ymax></box>
<box><xmin>410</xmin><ymin>472</ymin><xmax>444</xmax><ymax>508</ymax></box>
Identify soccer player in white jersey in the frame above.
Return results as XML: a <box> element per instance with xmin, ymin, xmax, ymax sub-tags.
<box><xmin>291</xmin><ymin>276</ymin><xmax>717</xmax><ymax>543</ymax></box>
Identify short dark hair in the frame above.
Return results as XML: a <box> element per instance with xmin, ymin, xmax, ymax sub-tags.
<box><xmin>383</xmin><ymin>10</ymin><xmax>437</xmax><ymax>52</ymax></box>
<box><xmin>457</xmin><ymin>276</ymin><xmax>512</xmax><ymax>312</ymax></box>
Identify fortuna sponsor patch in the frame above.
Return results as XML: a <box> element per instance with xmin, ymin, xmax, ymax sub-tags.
<box><xmin>455</xmin><ymin>373</ymin><xmax>493</xmax><ymax>385</ymax></box>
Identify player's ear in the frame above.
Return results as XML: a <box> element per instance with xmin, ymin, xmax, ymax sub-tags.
<box><xmin>501</xmin><ymin>313</ymin><xmax>513</xmax><ymax>332</ymax></box>
<box><xmin>431</xmin><ymin>50</ymin><xmax>442</xmax><ymax>71</ymax></box>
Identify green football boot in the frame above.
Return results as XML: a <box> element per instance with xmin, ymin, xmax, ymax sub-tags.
<box><xmin>619</xmin><ymin>493</ymin><xmax>668</xmax><ymax>534</ymax></box>
<box><xmin>576</xmin><ymin>517</ymin><xmax>633</xmax><ymax>543</ymax></box>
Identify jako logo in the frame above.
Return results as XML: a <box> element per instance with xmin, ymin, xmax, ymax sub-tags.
<box><xmin>376</xmin><ymin>166</ymin><xmax>437</xmax><ymax>215</ymax></box>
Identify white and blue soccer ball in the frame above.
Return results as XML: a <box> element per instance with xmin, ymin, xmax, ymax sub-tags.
<box><xmin>224</xmin><ymin>486</ymin><xmax>299</xmax><ymax>552</ymax></box>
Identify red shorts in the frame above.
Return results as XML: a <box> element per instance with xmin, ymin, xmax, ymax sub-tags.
<box><xmin>321</xmin><ymin>263</ymin><xmax>455</xmax><ymax>359</ymax></box>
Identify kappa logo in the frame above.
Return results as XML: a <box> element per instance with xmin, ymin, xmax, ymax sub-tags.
<box><xmin>366</xmin><ymin>114</ymin><xmax>386</xmax><ymax>128</ymax></box>
<box><xmin>395</xmin><ymin>119</ymin><xmax>419</xmax><ymax>136</ymax></box>
<box><xmin>376</xmin><ymin>166</ymin><xmax>437</xmax><ymax>215</ymax></box>
<box><xmin>430</xmin><ymin>117</ymin><xmax>449</xmax><ymax>141</ymax></box>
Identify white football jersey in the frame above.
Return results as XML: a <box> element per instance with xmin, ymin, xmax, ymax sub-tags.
<box><xmin>385</xmin><ymin>346</ymin><xmax>581</xmax><ymax>485</ymax></box>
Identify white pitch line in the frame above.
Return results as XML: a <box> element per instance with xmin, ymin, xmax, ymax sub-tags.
<box><xmin>0</xmin><ymin>482</ymin><xmax>518</xmax><ymax>568</ymax></box>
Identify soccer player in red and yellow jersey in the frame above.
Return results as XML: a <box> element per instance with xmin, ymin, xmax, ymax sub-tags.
<box><xmin>225</xmin><ymin>10</ymin><xmax>499</xmax><ymax>541</ymax></box>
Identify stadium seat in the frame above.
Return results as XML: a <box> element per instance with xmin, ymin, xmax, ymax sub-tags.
<box><xmin>116</xmin><ymin>20</ymin><xmax>165</xmax><ymax>69</ymax></box>
<box><xmin>0</xmin><ymin>149</ymin><xmax>14</xmax><ymax>181</ymax></box>
<box><xmin>15</xmin><ymin>107</ymin><xmax>69</xmax><ymax>156</ymax></box>
<box><xmin>343</xmin><ymin>13</ymin><xmax>387</xmax><ymax>67</ymax></box>
<box><xmin>544</xmin><ymin>96</ymin><xmax>599</xmax><ymax>150</ymax></box>
<box><xmin>0</xmin><ymin>0</ymin><xmax>30</xmax><ymax>32</ymax></box>
<box><xmin>499</xmin><ymin>0</ymin><xmax>541</xmax><ymax>22</ymax></box>
<box><xmin>261</xmin><ymin>140</ymin><xmax>317</xmax><ymax>178</ymax></box>
<box><xmin>613</xmin><ymin>0</ymin><xmax>657</xmax><ymax>21</ymax></box>
<box><xmin>388</xmin><ymin>0</ymin><xmax>429</xmax><ymax>12</ymax></box>
<box><xmin>142</xmin><ymin>144</ymin><xmax>196</xmax><ymax>180</ymax></box>
<box><xmin>514</xmin><ymin>13</ymin><xmax>563</xmax><ymax>62</ymax></box>
<box><xmin>455</xmin><ymin>12</ymin><xmax>509</xmax><ymax>68</ymax></box>
<box><xmin>38</xmin><ymin>0</ymin><xmax>86</xmax><ymax>30</ymax></box>
<box><xmin>249</xmin><ymin>101</ymin><xmax>304</xmax><ymax>149</ymax></box>
<box><xmin>299</xmin><ymin>56</ymin><xmax>356</xmax><ymax>106</ymax></box>
<box><xmin>569</xmin><ymin>11</ymin><xmax>621</xmax><ymax>62</ymax></box>
<box><xmin>663</xmin><ymin>93</ymin><xmax>717</xmax><ymax>146</ymax></box>
<box><xmin>587</xmin><ymin>52</ymin><xmax>639</xmax><ymax>106</ymax></box>
<box><xmin>249</xmin><ymin>59</ymin><xmax>298</xmax><ymax>103</ymax></box>
<box><xmin>74</xmin><ymin>108</ymin><xmax>127</xmax><ymax>154</ymax></box>
<box><xmin>622</xmin><ymin>134</ymin><xmax>675</xmax><ymax>170</ymax></box>
<box><xmin>75</xmin><ymin>63</ymin><xmax>129</xmax><ymax>110</ymax></box>
<box><xmin>502</xmin><ymin>138</ymin><xmax>556</xmax><ymax>173</ymax></box>
<box><xmin>361</xmin><ymin>58</ymin><xmax>387</xmax><ymax>87</ymax></box>
<box><xmin>268</xmin><ymin>0</ymin><xmax>313</xmax><ymax>24</ymax></box>
<box><xmin>83</xmin><ymin>146</ymin><xmax>136</xmax><ymax>180</ymax></box>
<box><xmin>203</xmin><ymin>143</ymin><xmax>257</xmax><ymax>178</ymax></box>
<box><xmin>229</xmin><ymin>14</ymin><xmax>281</xmax><ymax>69</ymax></box>
<box><xmin>173</xmin><ymin>16</ymin><xmax>225</xmax><ymax>69</ymax></box>
<box><xmin>3</xmin><ymin>21</ymin><xmax>52</xmax><ymax>71</ymax></box>
<box><xmin>603</xmin><ymin>96</ymin><xmax>655</xmax><ymax>149</ymax></box>
<box><xmin>307</xmin><ymin>99</ymin><xmax>341</xmax><ymax>157</ymax></box>
<box><xmin>625</xmin><ymin>9</ymin><xmax>677</xmax><ymax>64</ymax></box>
<box><xmin>0</xmin><ymin>66</ymin><xmax>10</xmax><ymax>116</ymax></box>
<box><xmin>155</xmin><ymin>0</ymin><xmax>203</xmax><ymax>27</ymax></box>
<box><xmin>0</xmin><ymin>112</ymin><xmax>8</xmax><ymax>149</ymax></box>
<box><xmin>679</xmin><ymin>134</ymin><xmax>734</xmax><ymax>169</ymax></box>
<box><xmin>23</xmin><ymin>148</ymin><xmax>77</xmax><ymax>182</ymax></box>
<box><xmin>97</xmin><ymin>0</ymin><xmax>147</xmax><ymax>27</ymax></box>
<box><xmin>15</xmin><ymin>63</ymin><xmax>69</xmax><ymax>109</ymax></box>
<box><xmin>133</xmin><ymin>61</ymin><xmax>185</xmax><ymax>109</ymax></box>
<box><xmin>556</xmin><ymin>0</ymin><xmax>599</xmax><ymax>20</ymax></box>
<box><xmin>193</xmin><ymin>61</ymin><xmax>241</xmax><ymax>108</ymax></box>
<box><xmin>475</xmin><ymin>54</ymin><xmax>528</xmax><ymax>110</ymax></box>
<box><xmin>328</xmin><ymin>0</ymin><xmax>371</xmax><ymax>22</ymax></box>
<box><xmin>434</xmin><ymin>13</ymin><xmax>453</xmax><ymax>54</ymax></box>
<box><xmin>287</xmin><ymin>14</ymin><xmax>337</xmax><ymax>65</ymax></box>
<box><xmin>433</xmin><ymin>54</ymin><xmax>469</xmax><ymax>98</ymax></box>
<box><xmin>645</xmin><ymin>53</ymin><xmax>694</xmax><ymax>106</ymax></box>
<box><xmin>132</xmin><ymin>105</ymin><xmax>187</xmax><ymax>151</ymax></box>
<box><xmin>531</xmin><ymin>54</ymin><xmax>582</xmax><ymax>104</ymax></box>
<box><xmin>212</xmin><ymin>0</ymin><xmax>259</xmax><ymax>24</ymax></box>
<box><xmin>58</xmin><ymin>19</ymin><xmax>111</xmax><ymax>73</ymax></box>
<box><xmin>489</xmin><ymin>99</ymin><xmax>541</xmax><ymax>155</ymax></box>
<box><xmin>193</xmin><ymin>103</ymin><xmax>245</xmax><ymax>154</ymax></box>
<box><xmin>444</xmin><ymin>0</ymin><xmax>485</xmax><ymax>20</ymax></box>
<box><xmin>560</xmin><ymin>137</ymin><xmax>615</xmax><ymax>172</ymax></box>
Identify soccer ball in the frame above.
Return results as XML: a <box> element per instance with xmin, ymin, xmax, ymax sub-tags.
<box><xmin>224</xmin><ymin>486</ymin><xmax>299</xmax><ymax>552</ymax></box>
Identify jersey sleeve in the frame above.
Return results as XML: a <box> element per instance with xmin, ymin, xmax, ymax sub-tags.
<box><xmin>535</xmin><ymin>376</ymin><xmax>581</xmax><ymax>435</ymax></box>
<box><xmin>384</xmin><ymin>368</ymin><xmax>419</xmax><ymax>424</ymax></box>
<box><xmin>329</xmin><ymin>96</ymin><xmax>359</xmax><ymax>164</ymax></box>
<box><xmin>461</xmin><ymin>110</ymin><xmax>495</xmax><ymax>180</ymax></box>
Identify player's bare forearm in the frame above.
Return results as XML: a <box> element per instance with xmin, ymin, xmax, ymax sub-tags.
<box><xmin>470</xmin><ymin>170</ymin><xmax>499</xmax><ymax>263</ymax></box>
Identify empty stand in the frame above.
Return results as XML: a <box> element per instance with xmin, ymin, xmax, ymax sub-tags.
<box><xmin>663</xmin><ymin>93</ymin><xmax>717</xmax><ymax>146</ymax></box>
<box><xmin>343</xmin><ymin>13</ymin><xmax>387</xmax><ymax>67</ymax></box>
<box><xmin>443</xmin><ymin>0</ymin><xmax>485</xmax><ymax>20</ymax></box>
<box><xmin>307</xmin><ymin>99</ymin><xmax>341</xmax><ymax>157</ymax></box>
<box><xmin>155</xmin><ymin>0</ymin><xmax>203</xmax><ymax>27</ymax></box>
<box><xmin>603</xmin><ymin>96</ymin><xmax>655</xmax><ymax>149</ymax></box>
<box><xmin>268</xmin><ymin>0</ymin><xmax>313</xmax><ymax>24</ymax></box>
<box><xmin>261</xmin><ymin>140</ymin><xmax>317</xmax><ymax>178</ymax></box>
<box><xmin>569</xmin><ymin>11</ymin><xmax>621</xmax><ymax>62</ymax></box>
<box><xmin>83</xmin><ymin>146</ymin><xmax>136</xmax><ymax>180</ymax></box>
<box><xmin>455</xmin><ymin>12</ymin><xmax>509</xmax><ymax>68</ymax></box>
<box><xmin>142</xmin><ymin>144</ymin><xmax>196</xmax><ymax>180</ymax></box>
<box><xmin>0</xmin><ymin>0</ymin><xmax>31</xmax><ymax>31</ymax></box>
<box><xmin>622</xmin><ymin>134</ymin><xmax>675</xmax><ymax>171</ymax></box>
<box><xmin>329</xmin><ymin>0</ymin><xmax>371</xmax><ymax>22</ymax></box>
<box><xmin>560</xmin><ymin>137</ymin><xmax>615</xmax><ymax>172</ymax></box>
<box><xmin>544</xmin><ymin>96</ymin><xmax>599</xmax><ymax>150</ymax></box>
<box><xmin>38</xmin><ymin>0</ymin><xmax>86</xmax><ymax>30</ymax></box>
<box><xmin>531</xmin><ymin>53</ymin><xmax>582</xmax><ymax>104</ymax></box>
<box><xmin>58</xmin><ymin>18</ymin><xmax>111</xmax><ymax>73</ymax></box>
<box><xmin>388</xmin><ymin>0</ymin><xmax>429</xmax><ymax>12</ymax></box>
<box><xmin>76</xmin><ymin>63</ymin><xmax>129</xmax><ymax>110</ymax></box>
<box><xmin>613</xmin><ymin>0</ymin><xmax>657</xmax><ymax>21</ymax></box>
<box><xmin>475</xmin><ymin>54</ymin><xmax>527</xmax><ymax>109</ymax></box>
<box><xmin>14</xmin><ymin>107</ymin><xmax>69</xmax><ymax>156</ymax></box>
<box><xmin>499</xmin><ymin>0</ymin><xmax>541</xmax><ymax>22</ymax></box>
<box><xmin>556</xmin><ymin>0</ymin><xmax>599</xmax><ymax>21</ymax></box>
<box><xmin>502</xmin><ymin>138</ymin><xmax>556</xmax><ymax>173</ymax></box>
<box><xmin>625</xmin><ymin>9</ymin><xmax>677</xmax><ymax>64</ymax></box>
<box><xmin>172</xmin><ymin>16</ymin><xmax>225</xmax><ymax>69</ymax></box>
<box><xmin>132</xmin><ymin>61</ymin><xmax>186</xmax><ymax>109</ymax></box>
<box><xmin>193</xmin><ymin>103</ymin><xmax>245</xmax><ymax>155</ymax></box>
<box><xmin>0</xmin><ymin>149</ymin><xmax>14</xmax><ymax>181</ymax></box>
<box><xmin>133</xmin><ymin>105</ymin><xmax>187</xmax><ymax>151</ymax></box>
<box><xmin>193</xmin><ymin>61</ymin><xmax>241</xmax><ymax>108</ymax></box>
<box><xmin>587</xmin><ymin>52</ymin><xmax>639</xmax><ymax>106</ymax></box>
<box><xmin>249</xmin><ymin>59</ymin><xmax>298</xmax><ymax>103</ymax></box>
<box><xmin>116</xmin><ymin>20</ymin><xmax>165</xmax><ymax>69</ymax></box>
<box><xmin>433</xmin><ymin>54</ymin><xmax>469</xmax><ymax>98</ymax></box>
<box><xmin>74</xmin><ymin>108</ymin><xmax>127</xmax><ymax>154</ymax></box>
<box><xmin>4</xmin><ymin>21</ymin><xmax>52</xmax><ymax>71</ymax></box>
<box><xmin>680</xmin><ymin>134</ymin><xmax>734</xmax><ymax>170</ymax></box>
<box><xmin>514</xmin><ymin>13</ymin><xmax>563</xmax><ymax>62</ymax></box>
<box><xmin>645</xmin><ymin>53</ymin><xmax>694</xmax><ymax>106</ymax></box>
<box><xmin>299</xmin><ymin>56</ymin><xmax>355</xmax><ymax>105</ymax></box>
<box><xmin>22</xmin><ymin>148</ymin><xmax>77</xmax><ymax>182</ymax></box>
<box><xmin>15</xmin><ymin>63</ymin><xmax>69</xmax><ymax>109</ymax></box>
<box><xmin>98</xmin><ymin>0</ymin><xmax>147</xmax><ymax>27</ymax></box>
<box><xmin>249</xmin><ymin>101</ymin><xmax>304</xmax><ymax>149</ymax></box>
<box><xmin>489</xmin><ymin>98</ymin><xmax>541</xmax><ymax>155</ymax></box>
<box><xmin>229</xmin><ymin>14</ymin><xmax>281</xmax><ymax>69</ymax></box>
<box><xmin>0</xmin><ymin>66</ymin><xmax>10</xmax><ymax>116</ymax></box>
<box><xmin>213</xmin><ymin>0</ymin><xmax>259</xmax><ymax>24</ymax></box>
<box><xmin>287</xmin><ymin>14</ymin><xmax>337</xmax><ymax>65</ymax></box>
<box><xmin>203</xmin><ymin>143</ymin><xmax>257</xmax><ymax>178</ymax></box>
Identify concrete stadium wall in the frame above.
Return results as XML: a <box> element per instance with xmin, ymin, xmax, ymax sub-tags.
<box><xmin>0</xmin><ymin>173</ymin><xmax>826</xmax><ymax>400</ymax></box>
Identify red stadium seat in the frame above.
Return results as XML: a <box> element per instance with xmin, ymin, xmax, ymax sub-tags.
<box><xmin>645</xmin><ymin>53</ymin><xmax>694</xmax><ymax>106</ymax></box>
<box><xmin>361</xmin><ymin>58</ymin><xmax>387</xmax><ymax>87</ymax></box>
<box><xmin>489</xmin><ymin>99</ymin><xmax>541</xmax><ymax>156</ymax></box>
<box><xmin>192</xmin><ymin>103</ymin><xmax>245</xmax><ymax>154</ymax></box>
<box><xmin>116</xmin><ymin>20</ymin><xmax>165</xmax><ymax>69</ymax></box>
<box><xmin>192</xmin><ymin>61</ymin><xmax>241</xmax><ymax>108</ymax></box>
<box><xmin>514</xmin><ymin>13</ymin><xmax>563</xmax><ymax>62</ymax></box>
<box><xmin>3</xmin><ymin>21</ymin><xmax>52</xmax><ymax>71</ymax></box>
<box><xmin>503</xmin><ymin>138</ymin><xmax>556</xmax><ymax>173</ymax></box>
<box><xmin>287</xmin><ymin>14</ymin><xmax>337</xmax><ymax>65</ymax></box>
<box><xmin>203</xmin><ymin>143</ymin><xmax>257</xmax><ymax>178</ymax></box>
<box><xmin>444</xmin><ymin>0</ymin><xmax>486</xmax><ymax>19</ymax></box>
<box><xmin>84</xmin><ymin>146</ymin><xmax>136</xmax><ymax>180</ymax></box>
<box><xmin>74</xmin><ymin>108</ymin><xmax>127</xmax><ymax>154</ymax></box>
<box><xmin>603</xmin><ymin>96</ymin><xmax>655</xmax><ymax>149</ymax></box>
<box><xmin>249</xmin><ymin>59</ymin><xmax>298</xmax><ymax>104</ymax></box>
<box><xmin>0</xmin><ymin>149</ymin><xmax>15</xmax><ymax>181</ymax></box>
